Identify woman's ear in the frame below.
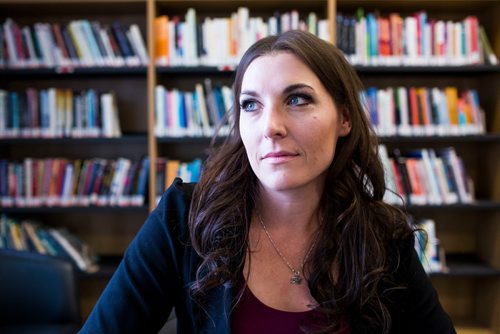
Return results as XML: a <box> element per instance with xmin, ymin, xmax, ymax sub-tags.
<box><xmin>338</xmin><ymin>107</ymin><xmax>352</xmax><ymax>137</ymax></box>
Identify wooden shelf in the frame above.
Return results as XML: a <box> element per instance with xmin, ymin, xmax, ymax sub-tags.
<box><xmin>0</xmin><ymin>66</ymin><xmax>148</xmax><ymax>77</ymax></box>
<box><xmin>431</xmin><ymin>254</ymin><xmax>500</xmax><ymax>278</ymax></box>
<box><xmin>0</xmin><ymin>205</ymin><xmax>150</xmax><ymax>214</ymax></box>
<box><xmin>354</xmin><ymin>64</ymin><xmax>500</xmax><ymax>74</ymax></box>
<box><xmin>0</xmin><ymin>134</ymin><xmax>148</xmax><ymax>145</ymax></box>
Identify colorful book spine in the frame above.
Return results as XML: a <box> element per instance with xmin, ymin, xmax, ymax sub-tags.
<box><xmin>363</xmin><ymin>86</ymin><xmax>485</xmax><ymax>137</ymax></box>
<box><xmin>0</xmin><ymin>156</ymin><xmax>149</xmax><ymax>208</ymax></box>
<box><xmin>0</xmin><ymin>18</ymin><xmax>148</xmax><ymax>69</ymax></box>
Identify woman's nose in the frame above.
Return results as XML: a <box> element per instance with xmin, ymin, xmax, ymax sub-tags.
<box><xmin>262</xmin><ymin>104</ymin><xmax>287</xmax><ymax>139</ymax></box>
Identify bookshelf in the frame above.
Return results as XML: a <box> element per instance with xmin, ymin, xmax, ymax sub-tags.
<box><xmin>1</xmin><ymin>0</ymin><xmax>499</xmax><ymax>332</ymax></box>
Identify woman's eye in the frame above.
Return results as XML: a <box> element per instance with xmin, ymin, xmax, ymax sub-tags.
<box><xmin>288</xmin><ymin>94</ymin><xmax>311</xmax><ymax>106</ymax></box>
<box><xmin>240</xmin><ymin>100</ymin><xmax>258</xmax><ymax>112</ymax></box>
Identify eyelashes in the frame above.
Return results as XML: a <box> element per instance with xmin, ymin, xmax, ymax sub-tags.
<box><xmin>239</xmin><ymin>93</ymin><xmax>313</xmax><ymax>112</ymax></box>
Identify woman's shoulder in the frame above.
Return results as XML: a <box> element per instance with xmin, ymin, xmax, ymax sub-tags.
<box><xmin>157</xmin><ymin>178</ymin><xmax>197</xmax><ymax>214</ymax></box>
<box><xmin>151</xmin><ymin>177</ymin><xmax>198</xmax><ymax>238</ymax></box>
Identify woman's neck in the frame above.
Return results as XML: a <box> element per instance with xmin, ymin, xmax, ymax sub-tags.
<box><xmin>256</xmin><ymin>183</ymin><xmax>323</xmax><ymax>233</ymax></box>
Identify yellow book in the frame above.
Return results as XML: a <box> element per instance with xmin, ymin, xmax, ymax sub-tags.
<box><xmin>154</xmin><ymin>15</ymin><xmax>169</xmax><ymax>65</ymax></box>
<box><xmin>444</xmin><ymin>87</ymin><xmax>459</xmax><ymax>125</ymax></box>
<box><xmin>165</xmin><ymin>159</ymin><xmax>180</xmax><ymax>189</ymax></box>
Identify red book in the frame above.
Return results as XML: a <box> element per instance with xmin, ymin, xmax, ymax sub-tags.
<box><xmin>409</xmin><ymin>87</ymin><xmax>419</xmax><ymax>127</ymax></box>
<box><xmin>12</xmin><ymin>20</ymin><xmax>27</xmax><ymax>62</ymax></box>
<box><xmin>52</xmin><ymin>23</ymin><xmax>70</xmax><ymax>61</ymax></box>
<box><xmin>378</xmin><ymin>17</ymin><xmax>391</xmax><ymax>56</ymax></box>
<box><xmin>389</xmin><ymin>13</ymin><xmax>403</xmax><ymax>56</ymax></box>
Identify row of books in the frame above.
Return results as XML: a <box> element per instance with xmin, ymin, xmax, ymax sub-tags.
<box><xmin>154</xmin><ymin>8</ymin><xmax>329</xmax><ymax>67</ymax></box>
<box><xmin>155</xmin><ymin>157</ymin><xmax>202</xmax><ymax>203</ymax></box>
<box><xmin>414</xmin><ymin>218</ymin><xmax>444</xmax><ymax>273</ymax></box>
<box><xmin>1</xmin><ymin>18</ymin><xmax>148</xmax><ymax>69</ymax></box>
<box><xmin>0</xmin><ymin>88</ymin><xmax>122</xmax><ymax>138</ymax></box>
<box><xmin>379</xmin><ymin>146</ymin><xmax>473</xmax><ymax>206</ymax></box>
<box><xmin>0</xmin><ymin>215</ymin><xmax>98</xmax><ymax>273</ymax></box>
<box><xmin>155</xmin><ymin>79</ymin><xmax>233</xmax><ymax>138</ymax></box>
<box><xmin>362</xmin><ymin>87</ymin><xmax>485</xmax><ymax>137</ymax></box>
<box><xmin>337</xmin><ymin>10</ymin><xmax>499</xmax><ymax>66</ymax></box>
<box><xmin>0</xmin><ymin>157</ymin><xmax>149</xmax><ymax>208</ymax></box>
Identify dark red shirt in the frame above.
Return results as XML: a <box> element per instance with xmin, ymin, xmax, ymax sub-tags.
<box><xmin>231</xmin><ymin>285</ymin><xmax>347</xmax><ymax>334</ymax></box>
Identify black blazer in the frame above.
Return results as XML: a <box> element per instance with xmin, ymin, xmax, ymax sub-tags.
<box><xmin>79</xmin><ymin>178</ymin><xmax>455</xmax><ymax>333</ymax></box>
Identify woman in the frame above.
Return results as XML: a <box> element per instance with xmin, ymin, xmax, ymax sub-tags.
<box><xmin>79</xmin><ymin>30</ymin><xmax>455</xmax><ymax>333</ymax></box>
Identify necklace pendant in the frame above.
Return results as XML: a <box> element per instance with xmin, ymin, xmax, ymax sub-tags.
<box><xmin>290</xmin><ymin>272</ymin><xmax>302</xmax><ymax>285</ymax></box>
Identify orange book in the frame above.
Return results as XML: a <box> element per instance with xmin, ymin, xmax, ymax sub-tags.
<box><xmin>405</xmin><ymin>158</ymin><xmax>426</xmax><ymax>203</ymax></box>
<box><xmin>389</xmin><ymin>13</ymin><xmax>403</xmax><ymax>56</ymax></box>
<box><xmin>154</xmin><ymin>15</ymin><xmax>169</xmax><ymax>65</ymax></box>
<box><xmin>378</xmin><ymin>17</ymin><xmax>391</xmax><ymax>56</ymax></box>
<box><xmin>445</xmin><ymin>87</ymin><xmax>459</xmax><ymax>125</ymax></box>
<box><xmin>409</xmin><ymin>87</ymin><xmax>419</xmax><ymax>126</ymax></box>
<box><xmin>417</xmin><ymin>88</ymin><xmax>430</xmax><ymax>126</ymax></box>
<box><xmin>165</xmin><ymin>159</ymin><xmax>180</xmax><ymax>190</ymax></box>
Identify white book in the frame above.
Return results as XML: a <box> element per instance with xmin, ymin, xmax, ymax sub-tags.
<box><xmin>195</xmin><ymin>83</ymin><xmax>211</xmax><ymax>136</ymax></box>
<box><xmin>237</xmin><ymin>7</ymin><xmax>250</xmax><ymax>60</ymax></box>
<box><xmin>441</xmin><ymin>148</ymin><xmax>472</xmax><ymax>203</ymax></box>
<box><xmin>268</xmin><ymin>16</ymin><xmax>278</xmax><ymax>36</ymax></box>
<box><xmin>420</xmin><ymin>149</ymin><xmax>442</xmax><ymax>205</ymax></box>
<box><xmin>434</xmin><ymin>20</ymin><xmax>446</xmax><ymax>65</ymax></box>
<box><xmin>396</xmin><ymin>87</ymin><xmax>411</xmax><ymax>136</ymax></box>
<box><xmin>0</xmin><ymin>90</ymin><xmax>7</xmax><ymax>136</ymax></box>
<box><xmin>379</xmin><ymin>144</ymin><xmax>402</xmax><ymax>205</ymax></box>
<box><xmin>291</xmin><ymin>10</ymin><xmax>299</xmax><ymax>30</ymax></box>
<box><xmin>99</xmin><ymin>28</ymin><xmax>121</xmax><ymax>67</ymax></box>
<box><xmin>34</xmin><ymin>23</ymin><xmax>56</xmax><ymax>68</ymax></box>
<box><xmin>49</xmin><ymin>229</ymin><xmax>96</xmax><ymax>273</ymax></box>
<box><xmin>404</xmin><ymin>16</ymin><xmax>418</xmax><ymax>65</ymax></box>
<box><xmin>60</xmin><ymin>163</ymin><xmax>74</xmax><ymax>206</ymax></box>
<box><xmin>68</xmin><ymin>21</ymin><xmax>94</xmax><ymax>66</ymax></box>
<box><xmin>47</xmin><ymin>88</ymin><xmax>57</xmax><ymax>137</ymax></box>
<box><xmin>185</xmin><ymin>8</ymin><xmax>198</xmax><ymax>66</ymax></box>
<box><xmin>21</xmin><ymin>26</ymin><xmax>41</xmax><ymax>67</ymax></box>
<box><xmin>129</xmin><ymin>24</ymin><xmax>148</xmax><ymax>66</ymax></box>
<box><xmin>155</xmin><ymin>85</ymin><xmax>166</xmax><ymax>137</ymax></box>
<box><xmin>100</xmin><ymin>93</ymin><xmax>113</xmax><ymax>137</ymax></box>
<box><xmin>4</xmin><ymin>19</ymin><xmax>20</xmax><ymax>67</ymax></box>
<box><xmin>318</xmin><ymin>20</ymin><xmax>330</xmax><ymax>42</ymax></box>
<box><xmin>307</xmin><ymin>12</ymin><xmax>317</xmax><ymax>36</ymax></box>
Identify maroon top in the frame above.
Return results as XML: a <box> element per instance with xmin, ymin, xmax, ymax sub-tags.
<box><xmin>231</xmin><ymin>285</ymin><xmax>349</xmax><ymax>333</ymax></box>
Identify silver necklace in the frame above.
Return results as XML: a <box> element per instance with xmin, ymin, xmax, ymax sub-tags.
<box><xmin>257</xmin><ymin>213</ymin><xmax>319</xmax><ymax>285</ymax></box>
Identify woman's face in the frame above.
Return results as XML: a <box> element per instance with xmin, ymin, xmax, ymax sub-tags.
<box><xmin>239</xmin><ymin>52</ymin><xmax>351</xmax><ymax>194</ymax></box>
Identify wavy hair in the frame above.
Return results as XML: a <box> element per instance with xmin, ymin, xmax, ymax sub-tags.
<box><xmin>188</xmin><ymin>30</ymin><xmax>413</xmax><ymax>333</ymax></box>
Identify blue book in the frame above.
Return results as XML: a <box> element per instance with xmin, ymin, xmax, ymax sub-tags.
<box><xmin>111</xmin><ymin>22</ymin><xmax>133</xmax><ymax>58</ymax></box>
<box><xmin>39</xmin><ymin>90</ymin><xmax>49</xmax><ymax>131</ymax></box>
<box><xmin>0</xmin><ymin>160</ymin><xmax>8</xmax><ymax>198</ymax></box>
<box><xmin>366</xmin><ymin>13</ymin><xmax>378</xmax><ymax>57</ymax></box>
<box><xmin>8</xmin><ymin>92</ymin><xmax>19</xmax><ymax>132</ymax></box>
<box><xmin>135</xmin><ymin>156</ymin><xmax>149</xmax><ymax>199</ymax></box>
<box><xmin>81</xmin><ymin>20</ymin><xmax>104</xmax><ymax>64</ymax></box>
<box><xmin>188</xmin><ymin>159</ymin><xmax>202</xmax><ymax>182</ymax></box>
<box><xmin>178</xmin><ymin>91</ymin><xmax>187</xmax><ymax>129</ymax></box>
<box><xmin>366</xmin><ymin>87</ymin><xmax>378</xmax><ymax>126</ymax></box>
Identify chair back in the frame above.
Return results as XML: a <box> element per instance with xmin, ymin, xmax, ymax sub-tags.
<box><xmin>0</xmin><ymin>250</ymin><xmax>80</xmax><ymax>332</ymax></box>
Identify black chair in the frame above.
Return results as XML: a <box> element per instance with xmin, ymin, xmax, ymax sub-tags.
<box><xmin>0</xmin><ymin>250</ymin><xmax>81</xmax><ymax>334</ymax></box>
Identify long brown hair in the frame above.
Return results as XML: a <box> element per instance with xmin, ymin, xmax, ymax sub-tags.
<box><xmin>189</xmin><ymin>30</ymin><xmax>412</xmax><ymax>333</ymax></box>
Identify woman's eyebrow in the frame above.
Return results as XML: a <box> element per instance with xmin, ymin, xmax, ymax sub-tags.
<box><xmin>241</xmin><ymin>84</ymin><xmax>314</xmax><ymax>98</ymax></box>
<box><xmin>240</xmin><ymin>90</ymin><xmax>258</xmax><ymax>97</ymax></box>
<box><xmin>282</xmin><ymin>83</ymin><xmax>314</xmax><ymax>95</ymax></box>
